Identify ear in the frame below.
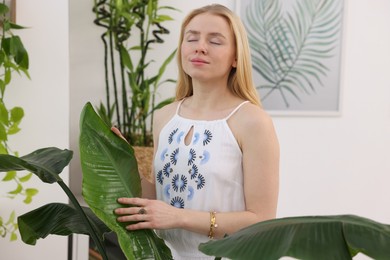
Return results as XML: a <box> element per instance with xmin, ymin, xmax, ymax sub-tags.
<box><xmin>232</xmin><ymin>58</ymin><xmax>237</xmax><ymax>68</ymax></box>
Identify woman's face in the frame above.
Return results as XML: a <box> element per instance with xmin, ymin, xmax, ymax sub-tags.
<box><xmin>181</xmin><ymin>13</ymin><xmax>237</xmax><ymax>84</ymax></box>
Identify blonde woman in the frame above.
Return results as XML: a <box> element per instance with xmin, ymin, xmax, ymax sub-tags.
<box><xmin>115</xmin><ymin>4</ymin><xmax>280</xmax><ymax>259</ymax></box>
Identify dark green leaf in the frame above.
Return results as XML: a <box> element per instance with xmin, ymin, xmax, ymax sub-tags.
<box><xmin>18</xmin><ymin>203</ymin><xmax>110</xmax><ymax>245</ymax></box>
<box><xmin>199</xmin><ymin>215</ymin><xmax>390</xmax><ymax>260</ymax></box>
<box><xmin>0</xmin><ymin>147</ymin><xmax>73</xmax><ymax>183</ymax></box>
<box><xmin>79</xmin><ymin>102</ymin><xmax>172</xmax><ymax>260</ymax></box>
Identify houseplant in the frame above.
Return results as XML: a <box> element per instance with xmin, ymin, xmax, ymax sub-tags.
<box><xmin>1</xmin><ymin>103</ymin><xmax>390</xmax><ymax>259</ymax></box>
<box><xmin>92</xmin><ymin>0</ymin><xmax>178</xmax><ymax>181</ymax></box>
<box><xmin>0</xmin><ymin>102</ymin><xmax>173</xmax><ymax>260</ymax></box>
<box><xmin>0</xmin><ymin>1</ymin><xmax>38</xmax><ymax>241</ymax></box>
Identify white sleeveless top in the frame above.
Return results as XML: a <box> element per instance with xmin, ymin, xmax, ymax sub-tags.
<box><xmin>154</xmin><ymin>99</ymin><xmax>249</xmax><ymax>259</ymax></box>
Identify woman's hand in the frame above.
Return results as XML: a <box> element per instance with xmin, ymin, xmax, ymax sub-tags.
<box><xmin>115</xmin><ymin>197</ymin><xmax>182</xmax><ymax>231</ymax></box>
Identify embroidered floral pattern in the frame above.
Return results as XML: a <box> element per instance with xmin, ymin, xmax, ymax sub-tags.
<box><xmin>156</xmin><ymin>127</ymin><xmax>213</xmax><ymax>209</ymax></box>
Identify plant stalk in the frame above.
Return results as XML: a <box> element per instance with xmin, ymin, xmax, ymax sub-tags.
<box><xmin>57</xmin><ymin>181</ymin><xmax>108</xmax><ymax>260</ymax></box>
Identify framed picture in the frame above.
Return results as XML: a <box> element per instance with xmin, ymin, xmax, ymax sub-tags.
<box><xmin>236</xmin><ymin>0</ymin><xmax>345</xmax><ymax>116</ymax></box>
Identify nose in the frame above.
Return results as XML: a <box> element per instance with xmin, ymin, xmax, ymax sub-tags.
<box><xmin>195</xmin><ymin>41</ymin><xmax>208</xmax><ymax>55</ymax></box>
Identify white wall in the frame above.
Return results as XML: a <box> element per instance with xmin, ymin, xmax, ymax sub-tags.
<box><xmin>0</xmin><ymin>0</ymin><xmax>70</xmax><ymax>259</ymax></box>
<box><xmin>275</xmin><ymin>0</ymin><xmax>390</xmax><ymax>224</ymax></box>
<box><xmin>70</xmin><ymin>0</ymin><xmax>390</xmax><ymax>220</ymax></box>
<box><xmin>68</xmin><ymin>0</ymin><xmax>390</xmax><ymax>259</ymax></box>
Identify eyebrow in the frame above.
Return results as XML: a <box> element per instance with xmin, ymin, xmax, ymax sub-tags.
<box><xmin>185</xmin><ymin>30</ymin><xmax>226</xmax><ymax>39</ymax></box>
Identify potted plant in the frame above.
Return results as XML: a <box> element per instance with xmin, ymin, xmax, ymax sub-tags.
<box><xmin>0</xmin><ymin>1</ymin><xmax>38</xmax><ymax>241</ymax></box>
<box><xmin>92</xmin><ymin>0</ymin><xmax>178</xmax><ymax>181</ymax></box>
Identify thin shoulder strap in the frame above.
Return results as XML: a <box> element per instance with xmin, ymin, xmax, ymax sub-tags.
<box><xmin>225</xmin><ymin>101</ymin><xmax>250</xmax><ymax>120</ymax></box>
<box><xmin>175</xmin><ymin>98</ymin><xmax>186</xmax><ymax>115</ymax></box>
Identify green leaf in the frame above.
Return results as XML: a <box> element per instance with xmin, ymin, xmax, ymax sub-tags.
<box><xmin>0</xmin><ymin>147</ymin><xmax>73</xmax><ymax>183</ymax></box>
<box><xmin>2</xmin><ymin>171</ymin><xmax>16</xmax><ymax>181</ymax></box>
<box><xmin>25</xmin><ymin>188</ymin><xmax>39</xmax><ymax>197</ymax></box>
<box><xmin>6</xmin><ymin>211</ymin><xmax>16</xmax><ymax>225</ymax></box>
<box><xmin>79</xmin><ymin>102</ymin><xmax>172</xmax><ymax>260</ymax></box>
<box><xmin>11</xmin><ymin>36</ymin><xmax>29</xmax><ymax>69</ymax></box>
<box><xmin>0</xmin><ymin>122</ymin><xmax>7</xmax><ymax>141</ymax></box>
<box><xmin>8</xmin><ymin>183</ymin><xmax>22</xmax><ymax>195</ymax></box>
<box><xmin>0</xmin><ymin>100</ymin><xmax>9</xmax><ymax>125</ymax></box>
<box><xmin>0</xmin><ymin>3</ymin><xmax>9</xmax><ymax>16</ymax></box>
<box><xmin>18</xmin><ymin>172</ymin><xmax>33</xmax><ymax>182</ymax></box>
<box><xmin>18</xmin><ymin>203</ymin><xmax>110</xmax><ymax>245</ymax></box>
<box><xmin>199</xmin><ymin>215</ymin><xmax>390</xmax><ymax>260</ymax></box>
<box><xmin>10</xmin><ymin>232</ymin><xmax>17</xmax><ymax>241</ymax></box>
<box><xmin>10</xmin><ymin>106</ymin><xmax>24</xmax><ymax>123</ymax></box>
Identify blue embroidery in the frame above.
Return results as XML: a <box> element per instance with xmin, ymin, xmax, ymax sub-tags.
<box><xmin>196</xmin><ymin>174</ymin><xmax>205</xmax><ymax>190</ymax></box>
<box><xmin>177</xmin><ymin>131</ymin><xmax>185</xmax><ymax>144</ymax></box>
<box><xmin>171</xmin><ymin>196</ymin><xmax>185</xmax><ymax>208</ymax></box>
<box><xmin>187</xmin><ymin>186</ymin><xmax>194</xmax><ymax>200</ymax></box>
<box><xmin>163</xmin><ymin>162</ymin><xmax>172</xmax><ymax>177</ymax></box>
<box><xmin>188</xmin><ymin>148</ymin><xmax>196</xmax><ymax>166</ymax></box>
<box><xmin>193</xmin><ymin>132</ymin><xmax>200</xmax><ymax>144</ymax></box>
<box><xmin>188</xmin><ymin>164</ymin><xmax>198</xmax><ymax>179</ymax></box>
<box><xmin>157</xmin><ymin>170</ymin><xmax>164</xmax><ymax>185</ymax></box>
<box><xmin>168</xmin><ymin>128</ymin><xmax>178</xmax><ymax>144</ymax></box>
<box><xmin>200</xmin><ymin>150</ymin><xmax>210</xmax><ymax>165</ymax></box>
<box><xmin>160</xmin><ymin>148</ymin><xmax>168</xmax><ymax>161</ymax></box>
<box><xmin>164</xmin><ymin>184</ymin><xmax>171</xmax><ymax>198</ymax></box>
<box><xmin>170</xmin><ymin>148</ymin><xmax>179</xmax><ymax>165</ymax></box>
<box><xmin>203</xmin><ymin>129</ymin><xmax>213</xmax><ymax>146</ymax></box>
<box><xmin>172</xmin><ymin>174</ymin><xmax>187</xmax><ymax>192</ymax></box>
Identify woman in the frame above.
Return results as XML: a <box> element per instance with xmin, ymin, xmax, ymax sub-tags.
<box><xmin>114</xmin><ymin>4</ymin><xmax>279</xmax><ymax>259</ymax></box>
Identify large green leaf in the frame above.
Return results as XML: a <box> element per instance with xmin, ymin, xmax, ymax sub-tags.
<box><xmin>0</xmin><ymin>147</ymin><xmax>72</xmax><ymax>183</ymax></box>
<box><xmin>79</xmin><ymin>102</ymin><xmax>172</xmax><ymax>260</ymax></box>
<box><xmin>199</xmin><ymin>215</ymin><xmax>390</xmax><ymax>260</ymax></box>
<box><xmin>0</xmin><ymin>147</ymin><xmax>109</xmax><ymax>258</ymax></box>
<box><xmin>18</xmin><ymin>203</ymin><xmax>110</xmax><ymax>245</ymax></box>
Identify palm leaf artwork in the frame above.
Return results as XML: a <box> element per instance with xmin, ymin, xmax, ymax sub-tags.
<box><xmin>244</xmin><ymin>0</ymin><xmax>343</xmax><ymax>108</ymax></box>
<box><xmin>199</xmin><ymin>215</ymin><xmax>390</xmax><ymax>260</ymax></box>
<box><xmin>79</xmin><ymin>102</ymin><xmax>172</xmax><ymax>260</ymax></box>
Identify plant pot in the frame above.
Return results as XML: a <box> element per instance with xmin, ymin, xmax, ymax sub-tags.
<box><xmin>133</xmin><ymin>146</ymin><xmax>154</xmax><ymax>182</ymax></box>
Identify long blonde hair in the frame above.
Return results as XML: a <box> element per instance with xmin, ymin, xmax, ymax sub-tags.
<box><xmin>175</xmin><ymin>4</ymin><xmax>261</xmax><ymax>107</ymax></box>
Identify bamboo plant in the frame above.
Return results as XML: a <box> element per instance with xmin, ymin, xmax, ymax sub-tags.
<box><xmin>93</xmin><ymin>0</ymin><xmax>178</xmax><ymax>146</ymax></box>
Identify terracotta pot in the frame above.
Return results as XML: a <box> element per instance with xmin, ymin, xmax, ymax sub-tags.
<box><xmin>133</xmin><ymin>146</ymin><xmax>154</xmax><ymax>182</ymax></box>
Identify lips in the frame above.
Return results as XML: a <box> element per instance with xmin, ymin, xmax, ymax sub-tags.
<box><xmin>190</xmin><ymin>58</ymin><xmax>209</xmax><ymax>64</ymax></box>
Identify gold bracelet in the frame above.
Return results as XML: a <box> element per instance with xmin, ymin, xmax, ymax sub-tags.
<box><xmin>208</xmin><ymin>211</ymin><xmax>218</xmax><ymax>239</ymax></box>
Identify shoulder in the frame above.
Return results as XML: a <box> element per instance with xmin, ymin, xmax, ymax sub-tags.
<box><xmin>153</xmin><ymin>101</ymin><xmax>179</xmax><ymax>134</ymax></box>
<box><xmin>235</xmin><ymin>102</ymin><xmax>274</xmax><ymax>129</ymax></box>
<box><xmin>229</xmin><ymin>102</ymin><xmax>277</xmax><ymax>147</ymax></box>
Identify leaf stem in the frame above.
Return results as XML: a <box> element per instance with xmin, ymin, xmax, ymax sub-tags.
<box><xmin>57</xmin><ymin>181</ymin><xmax>108</xmax><ymax>260</ymax></box>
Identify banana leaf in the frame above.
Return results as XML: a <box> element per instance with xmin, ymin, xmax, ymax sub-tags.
<box><xmin>0</xmin><ymin>147</ymin><xmax>72</xmax><ymax>183</ymax></box>
<box><xmin>0</xmin><ymin>147</ymin><xmax>110</xmax><ymax>259</ymax></box>
<box><xmin>199</xmin><ymin>214</ymin><xmax>390</xmax><ymax>260</ymax></box>
<box><xmin>17</xmin><ymin>203</ymin><xmax>110</xmax><ymax>245</ymax></box>
<box><xmin>79</xmin><ymin>102</ymin><xmax>172</xmax><ymax>260</ymax></box>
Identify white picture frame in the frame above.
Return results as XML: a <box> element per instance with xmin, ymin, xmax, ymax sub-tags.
<box><xmin>235</xmin><ymin>0</ymin><xmax>345</xmax><ymax>116</ymax></box>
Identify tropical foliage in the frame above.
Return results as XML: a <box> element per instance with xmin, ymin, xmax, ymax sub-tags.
<box><xmin>92</xmin><ymin>0</ymin><xmax>178</xmax><ymax>146</ymax></box>
<box><xmin>199</xmin><ymin>214</ymin><xmax>390</xmax><ymax>260</ymax></box>
<box><xmin>0</xmin><ymin>102</ymin><xmax>172</xmax><ymax>260</ymax></box>
<box><xmin>244</xmin><ymin>0</ymin><xmax>343</xmax><ymax>107</ymax></box>
<box><xmin>0</xmin><ymin>1</ymin><xmax>36</xmax><ymax>241</ymax></box>
<box><xmin>79</xmin><ymin>102</ymin><xmax>172</xmax><ymax>259</ymax></box>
